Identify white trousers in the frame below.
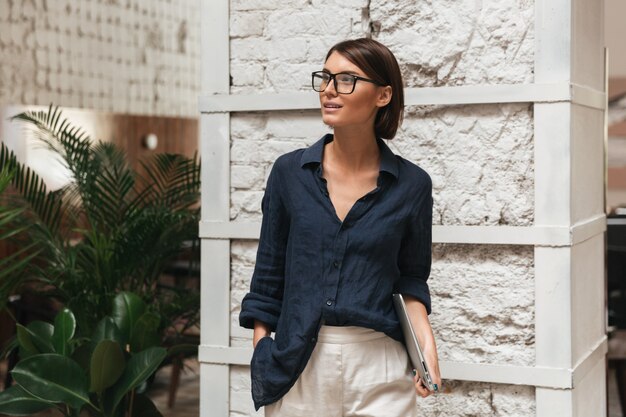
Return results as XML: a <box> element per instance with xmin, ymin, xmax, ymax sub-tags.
<box><xmin>264</xmin><ymin>325</ymin><xmax>418</xmax><ymax>417</ymax></box>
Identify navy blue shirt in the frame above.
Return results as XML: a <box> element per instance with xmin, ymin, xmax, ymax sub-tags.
<box><xmin>239</xmin><ymin>134</ymin><xmax>432</xmax><ymax>410</ymax></box>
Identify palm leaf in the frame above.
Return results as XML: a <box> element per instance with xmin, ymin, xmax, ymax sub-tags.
<box><xmin>11</xmin><ymin>105</ymin><xmax>93</xmax><ymax>181</ymax></box>
<box><xmin>11</xmin><ymin>106</ymin><xmax>102</xmax><ymax>230</ymax></box>
<box><xmin>136</xmin><ymin>153</ymin><xmax>200</xmax><ymax>212</ymax></box>
<box><xmin>0</xmin><ymin>167</ymin><xmax>41</xmax><ymax>310</ymax></box>
<box><xmin>89</xmin><ymin>142</ymin><xmax>136</xmax><ymax>230</ymax></box>
<box><xmin>0</xmin><ymin>144</ymin><xmax>65</xmax><ymax>234</ymax></box>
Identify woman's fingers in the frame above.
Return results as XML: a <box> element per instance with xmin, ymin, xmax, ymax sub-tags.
<box><xmin>414</xmin><ymin>377</ymin><xmax>431</xmax><ymax>398</ymax></box>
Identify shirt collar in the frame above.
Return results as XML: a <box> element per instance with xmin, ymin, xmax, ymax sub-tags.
<box><xmin>300</xmin><ymin>133</ymin><xmax>399</xmax><ymax>179</ymax></box>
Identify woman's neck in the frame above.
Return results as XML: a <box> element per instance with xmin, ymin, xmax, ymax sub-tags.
<box><xmin>326</xmin><ymin>128</ymin><xmax>380</xmax><ymax>173</ymax></box>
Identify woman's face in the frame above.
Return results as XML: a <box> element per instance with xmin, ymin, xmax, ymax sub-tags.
<box><xmin>319</xmin><ymin>51</ymin><xmax>391</xmax><ymax>132</ymax></box>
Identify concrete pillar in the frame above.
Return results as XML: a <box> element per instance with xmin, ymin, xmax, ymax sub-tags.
<box><xmin>534</xmin><ymin>0</ymin><xmax>606</xmax><ymax>416</ymax></box>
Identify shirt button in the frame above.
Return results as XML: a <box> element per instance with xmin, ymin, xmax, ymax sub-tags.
<box><xmin>326</xmin><ymin>299</ymin><xmax>333</xmax><ymax>306</ymax></box>
<box><xmin>311</xmin><ymin>337</ymin><xmax>317</xmax><ymax>343</ymax></box>
<box><xmin>333</xmin><ymin>261</ymin><xmax>339</xmax><ymax>268</ymax></box>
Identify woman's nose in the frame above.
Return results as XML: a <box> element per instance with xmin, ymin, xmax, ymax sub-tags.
<box><xmin>324</xmin><ymin>77</ymin><xmax>338</xmax><ymax>96</ymax></box>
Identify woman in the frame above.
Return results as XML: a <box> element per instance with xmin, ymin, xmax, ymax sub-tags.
<box><xmin>239</xmin><ymin>38</ymin><xmax>441</xmax><ymax>416</ymax></box>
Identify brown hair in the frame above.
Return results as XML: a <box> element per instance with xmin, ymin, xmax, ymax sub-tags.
<box><xmin>325</xmin><ymin>38</ymin><xmax>404</xmax><ymax>140</ymax></box>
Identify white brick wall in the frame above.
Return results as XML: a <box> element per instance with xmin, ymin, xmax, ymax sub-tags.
<box><xmin>0</xmin><ymin>0</ymin><xmax>200</xmax><ymax>117</ymax></box>
<box><xmin>431</xmin><ymin>244</ymin><xmax>534</xmax><ymax>366</ymax></box>
<box><xmin>229</xmin><ymin>104</ymin><xmax>534</xmax><ymax>226</ymax></box>
<box><xmin>418</xmin><ymin>381</ymin><xmax>535</xmax><ymax>416</ymax></box>
<box><xmin>373</xmin><ymin>0</ymin><xmax>534</xmax><ymax>87</ymax></box>
<box><xmin>229</xmin><ymin>1</ymin><xmax>368</xmax><ymax>94</ymax></box>
<box><xmin>395</xmin><ymin>103</ymin><xmax>534</xmax><ymax>226</ymax></box>
<box><xmin>230</xmin><ymin>111</ymin><xmax>325</xmax><ymax>221</ymax></box>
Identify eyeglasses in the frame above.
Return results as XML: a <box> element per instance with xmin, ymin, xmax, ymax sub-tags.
<box><xmin>311</xmin><ymin>71</ymin><xmax>384</xmax><ymax>94</ymax></box>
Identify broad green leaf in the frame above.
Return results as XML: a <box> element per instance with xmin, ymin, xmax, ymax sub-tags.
<box><xmin>91</xmin><ymin>317</ymin><xmax>123</xmax><ymax>350</ymax></box>
<box><xmin>131</xmin><ymin>393</ymin><xmax>163</xmax><ymax>417</ymax></box>
<box><xmin>109</xmin><ymin>347</ymin><xmax>167</xmax><ymax>413</ymax></box>
<box><xmin>26</xmin><ymin>321</ymin><xmax>54</xmax><ymax>353</ymax></box>
<box><xmin>52</xmin><ymin>308</ymin><xmax>76</xmax><ymax>356</ymax></box>
<box><xmin>129</xmin><ymin>312</ymin><xmax>160</xmax><ymax>352</ymax></box>
<box><xmin>11</xmin><ymin>353</ymin><xmax>90</xmax><ymax>410</ymax></box>
<box><xmin>112</xmin><ymin>292</ymin><xmax>145</xmax><ymax>345</ymax></box>
<box><xmin>15</xmin><ymin>325</ymin><xmax>38</xmax><ymax>357</ymax></box>
<box><xmin>90</xmin><ymin>340</ymin><xmax>125</xmax><ymax>393</ymax></box>
<box><xmin>0</xmin><ymin>385</ymin><xmax>53</xmax><ymax>415</ymax></box>
<box><xmin>16</xmin><ymin>321</ymin><xmax>54</xmax><ymax>356</ymax></box>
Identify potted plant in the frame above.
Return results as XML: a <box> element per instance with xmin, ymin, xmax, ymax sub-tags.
<box><xmin>0</xmin><ymin>105</ymin><xmax>200</xmax><ymax>340</ymax></box>
<box><xmin>0</xmin><ymin>292</ymin><xmax>167</xmax><ymax>417</ymax></box>
<box><xmin>0</xmin><ymin>106</ymin><xmax>201</xmax><ymax>413</ymax></box>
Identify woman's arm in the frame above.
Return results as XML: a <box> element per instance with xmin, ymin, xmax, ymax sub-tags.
<box><xmin>404</xmin><ymin>294</ymin><xmax>442</xmax><ymax>398</ymax></box>
<box><xmin>253</xmin><ymin>319</ymin><xmax>272</xmax><ymax>348</ymax></box>
<box><xmin>239</xmin><ymin>161</ymin><xmax>290</xmax><ymax>340</ymax></box>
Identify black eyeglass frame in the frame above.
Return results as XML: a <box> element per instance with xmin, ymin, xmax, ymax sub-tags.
<box><xmin>311</xmin><ymin>71</ymin><xmax>385</xmax><ymax>94</ymax></box>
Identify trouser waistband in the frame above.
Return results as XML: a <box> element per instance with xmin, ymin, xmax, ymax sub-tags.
<box><xmin>317</xmin><ymin>325</ymin><xmax>388</xmax><ymax>344</ymax></box>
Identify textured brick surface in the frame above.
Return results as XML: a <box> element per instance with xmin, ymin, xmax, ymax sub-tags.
<box><xmin>393</xmin><ymin>104</ymin><xmax>534</xmax><ymax>226</ymax></box>
<box><xmin>372</xmin><ymin>0</ymin><xmax>535</xmax><ymax>87</ymax></box>
<box><xmin>229</xmin><ymin>0</ymin><xmax>534</xmax><ymax>93</ymax></box>
<box><xmin>229</xmin><ymin>105</ymin><xmax>534</xmax><ymax>226</ymax></box>
<box><xmin>230</xmin><ymin>366</ymin><xmax>265</xmax><ymax>417</ymax></box>
<box><xmin>0</xmin><ymin>0</ymin><xmax>200</xmax><ymax>116</ymax></box>
<box><xmin>430</xmin><ymin>244</ymin><xmax>535</xmax><ymax>366</ymax></box>
<box><xmin>230</xmin><ymin>111</ymin><xmax>324</xmax><ymax>221</ymax></box>
<box><xmin>231</xmin><ymin>240</ymin><xmax>259</xmax><ymax>331</ymax></box>
<box><xmin>229</xmin><ymin>2</ymin><xmax>368</xmax><ymax>94</ymax></box>
<box><xmin>417</xmin><ymin>380</ymin><xmax>535</xmax><ymax>416</ymax></box>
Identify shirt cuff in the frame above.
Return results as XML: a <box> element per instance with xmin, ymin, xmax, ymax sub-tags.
<box><xmin>395</xmin><ymin>277</ymin><xmax>431</xmax><ymax>314</ymax></box>
<box><xmin>239</xmin><ymin>292</ymin><xmax>282</xmax><ymax>331</ymax></box>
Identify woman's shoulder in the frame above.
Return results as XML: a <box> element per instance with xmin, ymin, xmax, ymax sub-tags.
<box><xmin>271</xmin><ymin>136</ymin><xmax>326</xmax><ymax>174</ymax></box>
<box><xmin>394</xmin><ymin>155</ymin><xmax>432</xmax><ymax>191</ymax></box>
<box><xmin>271</xmin><ymin>147</ymin><xmax>307</xmax><ymax>174</ymax></box>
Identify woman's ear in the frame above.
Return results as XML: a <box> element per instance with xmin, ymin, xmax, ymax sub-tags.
<box><xmin>376</xmin><ymin>85</ymin><xmax>393</xmax><ymax>108</ymax></box>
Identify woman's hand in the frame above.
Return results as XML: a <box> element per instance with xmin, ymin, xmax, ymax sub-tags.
<box><xmin>253</xmin><ymin>319</ymin><xmax>271</xmax><ymax>348</ymax></box>
<box><xmin>413</xmin><ymin>346</ymin><xmax>442</xmax><ymax>398</ymax></box>
<box><xmin>403</xmin><ymin>295</ymin><xmax>442</xmax><ymax>398</ymax></box>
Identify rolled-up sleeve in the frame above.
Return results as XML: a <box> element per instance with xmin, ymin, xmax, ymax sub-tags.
<box><xmin>394</xmin><ymin>179</ymin><xmax>433</xmax><ymax>314</ymax></box>
<box><xmin>239</xmin><ymin>162</ymin><xmax>290</xmax><ymax>331</ymax></box>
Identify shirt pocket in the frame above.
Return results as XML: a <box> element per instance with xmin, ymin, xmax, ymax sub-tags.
<box><xmin>251</xmin><ymin>336</ymin><xmax>273</xmax><ymax>400</ymax></box>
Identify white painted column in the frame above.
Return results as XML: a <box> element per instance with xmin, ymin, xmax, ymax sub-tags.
<box><xmin>199</xmin><ymin>0</ymin><xmax>231</xmax><ymax>416</ymax></box>
<box><xmin>534</xmin><ymin>0</ymin><xmax>607</xmax><ymax>416</ymax></box>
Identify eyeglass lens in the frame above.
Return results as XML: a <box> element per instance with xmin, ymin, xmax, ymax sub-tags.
<box><xmin>312</xmin><ymin>72</ymin><xmax>356</xmax><ymax>94</ymax></box>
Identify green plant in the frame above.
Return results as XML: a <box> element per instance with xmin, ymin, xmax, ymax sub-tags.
<box><xmin>0</xmin><ymin>166</ymin><xmax>40</xmax><ymax>312</ymax></box>
<box><xmin>0</xmin><ymin>292</ymin><xmax>167</xmax><ymax>417</ymax></box>
<box><xmin>0</xmin><ymin>105</ymin><xmax>200</xmax><ymax>339</ymax></box>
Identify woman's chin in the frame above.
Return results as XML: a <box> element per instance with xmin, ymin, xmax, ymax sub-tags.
<box><xmin>321</xmin><ymin>115</ymin><xmax>340</xmax><ymax>127</ymax></box>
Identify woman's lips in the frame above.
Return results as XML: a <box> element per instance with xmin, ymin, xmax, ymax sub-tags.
<box><xmin>323</xmin><ymin>103</ymin><xmax>343</xmax><ymax>112</ymax></box>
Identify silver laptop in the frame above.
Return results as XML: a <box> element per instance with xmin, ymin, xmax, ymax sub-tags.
<box><xmin>392</xmin><ymin>293</ymin><xmax>436</xmax><ymax>392</ymax></box>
